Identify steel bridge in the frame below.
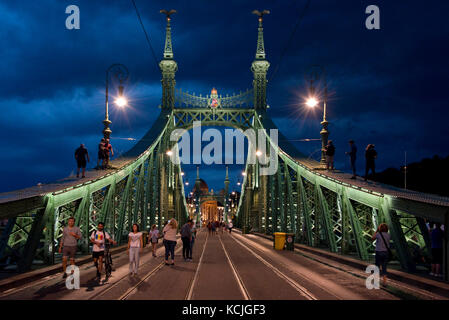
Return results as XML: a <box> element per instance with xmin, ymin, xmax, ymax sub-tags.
<box><xmin>0</xmin><ymin>11</ymin><xmax>448</xmax><ymax>281</ymax></box>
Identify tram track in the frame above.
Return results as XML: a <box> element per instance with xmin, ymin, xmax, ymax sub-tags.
<box><xmin>224</xmin><ymin>232</ymin><xmax>318</xmax><ymax>300</ymax></box>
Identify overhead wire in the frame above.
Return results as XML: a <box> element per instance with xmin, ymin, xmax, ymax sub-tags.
<box><xmin>131</xmin><ymin>0</ymin><xmax>160</xmax><ymax>70</ymax></box>
<box><xmin>268</xmin><ymin>0</ymin><xmax>312</xmax><ymax>85</ymax></box>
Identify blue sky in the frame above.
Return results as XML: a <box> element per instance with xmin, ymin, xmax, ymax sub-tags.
<box><xmin>1</xmin><ymin>0</ymin><xmax>448</xmax><ymax>193</ymax></box>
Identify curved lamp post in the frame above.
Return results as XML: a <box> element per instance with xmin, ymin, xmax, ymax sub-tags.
<box><xmin>305</xmin><ymin>65</ymin><xmax>329</xmax><ymax>167</ymax></box>
<box><xmin>103</xmin><ymin>63</ymin><xmax>129</xmax><ymax>140</ymax></box>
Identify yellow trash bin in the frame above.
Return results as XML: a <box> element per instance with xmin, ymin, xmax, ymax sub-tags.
<box><xmin>273</xmin><ymin>232</ymin><xmax>286</xmax><ymax>250</ymax></box>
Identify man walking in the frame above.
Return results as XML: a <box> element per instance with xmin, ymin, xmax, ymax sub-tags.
<box><xmin>58</xmin><ymin>217</ymin><xmax>82</xmax><ymax>279</ymax></box>
<box><xmin>228</xmin><ymin>220</ymin><xmax>233</xmax><ymax>234</ymax></box>
<box><xmin>103</xmin><ymin>139</ymin><xmax>114</xmax><ymax>169</ymax></box>
<box><xmin>181</xmin><ymin>219</ymin><xmax>193</xmax><ymax>262</ymax></box>
<box><xmin>364</xmin><ymin>144</ymin><xmax>378</xmax><ymax>181</ymax></box>
<box><xmin>346</xmin><ymin>140</ymin><xmax>357</xmax><ymax>179</ymax></box>
<box><xmin>324</xmin><ymin>140</ymin><xmax>335</xmax><ymax>170</ymax></box>
<box><xmin>75</xmin><ymin>144</ymin><xmax>90</xmax><ymax>178</ymax></box>
<box><xmin>91</xmin><ymin>222</ymin><xmax>117</xmax><ymax>281</ymax></box>
<box><xmin>96</xmin><ymin>138</ymin><xmax>106</xmax><ymax>169</ymax></box>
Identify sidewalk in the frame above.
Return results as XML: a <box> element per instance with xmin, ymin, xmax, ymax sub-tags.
<box><xmin>250</xmin><ymin>231</ymin><xmax>449</xmax><ymax>298</ymax></box>
<box><xmin>0</xmin><ymin>245</ymin><xmax>128</xmax><ymax>292</ymax></box>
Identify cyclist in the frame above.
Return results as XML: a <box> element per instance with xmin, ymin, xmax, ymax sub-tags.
<box><xmin>90</xmin><ymin>222</ymin><xmax>117</xmax><ymax>281</ymax></box>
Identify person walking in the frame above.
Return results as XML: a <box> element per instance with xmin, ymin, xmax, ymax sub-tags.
<box><xmin>91</xmin><ymin>222</ymin><xmax>117</xmax><ymax>281</ymax></box>
<box><xmin>429</xmin><ymin>222</ymin><xmax>444</xmax><ymax>278</ymax></box>
<box><xmin>58</xmin><ymin>217</ymin><xmax>82</xmax><ymax>279</ymax></box>
<box><xmin>207</xmin><ymin>221</ymin><xmax>212</xmax><ymax>235</ymax></box>
<box><xmin>189</xmin><ymin>222</ymin><xmax>197</xmax><ymax>261</ymax></box>
<box><xmin>228</xmin><ymin>220</ymin><xmax>233</xmax><ymax>234</ymax></box>
<box><xmin>75</xmin><ymin>144</ymin><xmax>90</xmax><ymax>178</ymax></box>
<box><xmin>364</xmin><ymin>144</ymin><xmax>378</xmax><ymax>181</ymax></box>
<box><xmin>163</xmin><ymin>219</ymin><xmax>178</xmax><ymax>266</ymax></box>
<box><xmin>372</xmin><ymin>223</ymin><xmax>391</xmax><ymax>285</ymax></box>
<box><xmin>96</xmin><ymin>138</ymin><xmax>106</xmax><ymax>169</ymax></box>
<box><xmin>211</xmin><ymin>221</ymin><xmax>216</xmax><ymax>235</ymax></box>
<box><xmin>127</xmin><ymin>224</ymin><xmax>143</xmax><ymax>276</ymax></box>
<box><xmin>149</xmin><ymin>224</ymin><xmax>160</xmax><ymax>257</ymax></box>
<box><xmin>103</xmin><ymin>139</ymin><xmax>114</xmax><ymax>169</ymax></box>
<box><xmin>323</xmin><ymin>140</ymin><xmax>335</xmax><ymax>171</ymax></box>
<box><xmin>345</xmin><ymin>140</ymin><xmax>357</xmax><ymax>179</ymax></box>
<box><xmin>181</xmin><ymin>219</ymin><xmax>193</xmax><ymax>262</ymax></box>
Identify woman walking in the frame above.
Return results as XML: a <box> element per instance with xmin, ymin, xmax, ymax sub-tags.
<box><xmin>163</xmin><ymin>219</ymin><xmax>178</xmax><ymax>266</ymax></box>
<box><xmin>149</xmin><ymin>224</ymin><xmax>160</xmax><ymax>258</ymax></box>
<box><xmin>372</xmin><ymin>223</ymin><xmax>391</xmax><ymax>285</ymax></box>
<box><xmin>128</xmin><ymin>224</ymin><xmax>143</xmax><ymax>276</ymax></box>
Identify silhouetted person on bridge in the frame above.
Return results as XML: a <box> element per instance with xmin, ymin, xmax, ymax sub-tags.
<box><xmin>75</xmin><ymin>144</ymin><xmax>90</xmax><ymax>178</ymax></box>
<box><xmin>181</xmin><ymin>219</ymin><xmax>193</xmax><ymax>262</ymax></box>
<box><xmin>163</xmin><ymin>219</ymin><xmax>178</xmax><ymax>266</ymax></box>
<box><xmin>58</xmin><ymin>217</ymin><xmax>81</xmax><ymax>279</ymax></box>
<box><xmin>372</xmin><ymin>223</ymin><xmax>391</xmax><ymax>285</ymax></box>
<box><xmin>103</xmin><ymin>139</ymin><xmax>114</xmax><ymax>169</ymax></box>
<box><xmin>324</xmin><ymin>140</ymin><xmax>335</xmax><ymax>171</ymax></box>
<box><xmin>346</xmin><ymin>140</ymin><xmax>357</xmax><ymax>179</ymax></box>
<box><xmin>96</xmin><ymin>138</ymin><xmax>106</xmax><ymax>169</ymax></box>
<box><xmin>429</xmin><ymin>222</ymin><xmax>444</xmax><ymax>278</ymax></box>
<box><xmin>364</xmin><ymin>144</ymin><xmax>377</xmax><ymax>181</ymax></box>
<box><xmin>127</xmin><ymin>223</ymin><xmax>143</xmax><ymax>276</ymax></box>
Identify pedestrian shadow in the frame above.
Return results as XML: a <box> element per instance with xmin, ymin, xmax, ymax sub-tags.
<box><xmin>32</xmin><ymin>281</ymin><xmax>67</xmax><ymax>299</ymax></box>
<box><xmin>84</xmin><ymin>277</ymin><xmax>103</xmax><ymax>292</ymax></box>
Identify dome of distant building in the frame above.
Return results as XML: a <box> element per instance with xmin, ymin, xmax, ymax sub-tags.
<box><xmin>193</xmin><ymin>178</ymin><xmax>209</xmax><ymax>195</ymax></box>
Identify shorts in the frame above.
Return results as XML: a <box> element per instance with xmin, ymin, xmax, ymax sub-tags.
<box><xmin>326</xmin><ymin>155</ymin><xmax>334</xmax><ymax>163</ymax></box>
<box><xmin>432</xmin><ymin>248</ymin><xmax>443</xmax><ymax>264</ymax></box>
<box><xmin>151</xmin><ymin>238</ymin><xmax>158</xmax><ymax>244</ymax></box>
<box><xmin>98</xmin><ymin>151</ymin><xmax>104</xmax><ymax>160</ymax></box>
<box><xmin>92</xmin><ymin>251</ymin><xmax>105</xmax><ymax>259</ymax></box>
<box><xmin>62</xmin><ymin>246</ymin><xmax>77</xmax><ymax>259</ymax></box>
<box><xmin>77</xmin><ymin>159</ymin><xmax>86</xmax><ymax>168</ymax></box>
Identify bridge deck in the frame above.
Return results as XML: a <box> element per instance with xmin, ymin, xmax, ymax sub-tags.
<box><xmin>295</xmin><ymin>157</ymin><xmax>449</xmax><ymax>207</ymax></box>
<box><xmin>0</xmin><ymin>158</ymin><xmax>133</xmax><ymax>206</ymax></box>
<box><xmin>1</xmin><ymin>156</ymin><xmax>449</xmax><ymax>211</ymax></box>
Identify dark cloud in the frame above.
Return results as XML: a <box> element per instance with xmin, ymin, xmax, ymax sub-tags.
<box><xmin>1</xmin><ymin>0</ymin><xmax>448</xmax><ymax>192</ymax></box>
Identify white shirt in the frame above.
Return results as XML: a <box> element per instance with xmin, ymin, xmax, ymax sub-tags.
<box><xmin>128</xmin><ymin>232</ymin><xmax>142</xmax><ymax>248</ymax></box>
<box><xmin>91</xmin><ymin>230</ymin><xmax>111</xmax><ymax>252</ymax></box>
<box><xmin>163</xmin><ymin>225</ymin><xmax>177</xmax><ymax>241</ymax></box>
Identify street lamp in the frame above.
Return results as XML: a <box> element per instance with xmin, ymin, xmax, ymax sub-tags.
<box><xmin>305</xmin><ymin>65</ymin><xmax>329</xmax><ymax>167</ymax></box>
<box><xmin>103</xmin><ymin>64</ymin><xmax>129</xmax><ymax>140</ymax></box>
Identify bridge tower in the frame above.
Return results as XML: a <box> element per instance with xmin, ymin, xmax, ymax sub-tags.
<box><xmin>251</xmin><ymin>10</ymin><xmax>270</xmax><ymax>111</ymax></box>
<box><xmin>159</xmin><ymin>10</ymin><xmax>178</xmax><ymax>110</ymax></box>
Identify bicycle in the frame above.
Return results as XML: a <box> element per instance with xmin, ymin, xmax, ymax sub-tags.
<box><xmin>104</xmin><ymin>240</ymin><xmax>113</xmax><ymax>280</ymax></box>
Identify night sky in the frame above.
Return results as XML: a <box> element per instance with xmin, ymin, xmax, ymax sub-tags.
<box><xmin>1</xmin><ymin>0</ymin><xmax>448</xmax><ymax>194</ymax></box>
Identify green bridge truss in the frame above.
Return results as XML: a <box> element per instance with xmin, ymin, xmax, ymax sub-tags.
<box><xmin>0</xmin><ymin>11</ymin><xmax>448</xmax><ymax>277</ymax></box>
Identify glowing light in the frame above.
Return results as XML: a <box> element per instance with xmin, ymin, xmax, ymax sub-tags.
<box><xmin>242</xmin><ymin>171</ymin><xmax>246</xmax><ymax>176</ymax></box>
<box><xmin>181</xmin><ymin>172</ymin><xmax>185</xmax><ymax>176</ymax></box>
<box><xmin>166</xmin><ymin>150</ymin><xmax>173</xmax><ymax>156</ymax></box>
<box><xmin>115</xmin><ymin>97</ymin><xmax>128</xmax><ymax>107</ymax></box>
<box><xmin>306</xmin><ymin>97</ymin><xmax>318</xmax><ymax>108</ymax></box>
<box><xmin>256</xmin><ymin>150</ymin><xmax>263</xmax><ymax>157</ymax></box>
<box><xmin>185</xmin><ymin>181</ymin><xmax>189</xmax><ymax>186</ymax></box>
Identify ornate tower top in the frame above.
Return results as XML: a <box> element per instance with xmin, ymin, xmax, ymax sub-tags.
<box><xmin>252</xmin><ymin>10</ymin><xmax>270</xmax><ymax>60</ymax></box>
<box><xmin>160</xmin><ymin>9</ymin><xmax>177</xmax><ymax>59</ymax></box>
